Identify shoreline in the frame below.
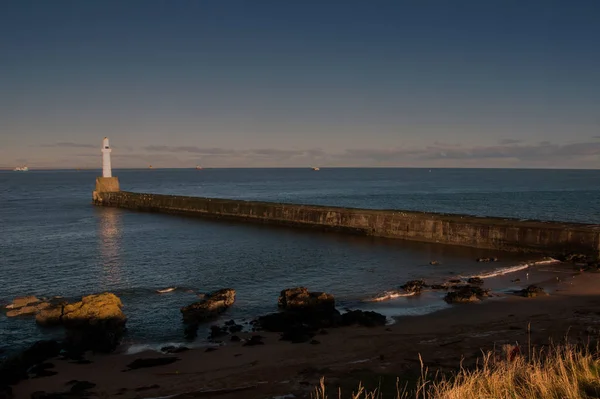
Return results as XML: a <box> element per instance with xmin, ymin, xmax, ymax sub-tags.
<box><xmin>0</xmin><ymin>256</ymin><xmax>568</xmax><ymax>356</ymax></box>
<box><xmin>11</xmin><ymin>265</ymin><xmax>600</xmax><ymax>399</ymax></box>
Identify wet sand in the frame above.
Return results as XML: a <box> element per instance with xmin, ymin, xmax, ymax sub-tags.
<box><xmin>13</xmin><ymin>271</ymin><xmax>600</xmax><ymax>399</ymax></box>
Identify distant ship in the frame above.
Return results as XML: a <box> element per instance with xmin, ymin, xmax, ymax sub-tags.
<box><xmin>312</xmin><ymin>167</ymin><xmax>320</xmax><ymax>171</ymax></box>
<box><xmin>148</xmin><ymin>165</ymin><xmax>153</xmax><ymax>169</ymax></box>
<box><xmin>196</xmin><ymin>165</ymin><xmax>203</xmax><ymax>170</ymax></box>
<box><xmin>13</xmin><ymin>165</ymin><xmax>29</xmax><ymax>172</ymax></box>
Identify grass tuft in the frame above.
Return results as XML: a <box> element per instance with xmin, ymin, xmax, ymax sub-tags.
<box><xmin>313</xmin><ymin>342</ymin><xmax>600</xmax><ymax>399</ymax></box>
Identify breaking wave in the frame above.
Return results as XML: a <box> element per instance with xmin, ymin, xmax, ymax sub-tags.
<box><xmin>467</xmin><ymin>258</ymin><xmax>560</xmax><ymax>279</ymax></box>
<box><xmin>363</xmin><ymin>290</ymin><xmax>417</xmax><ymax>302</ymax></box>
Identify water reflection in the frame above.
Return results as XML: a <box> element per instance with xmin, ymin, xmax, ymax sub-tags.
<box><xmin>97</xmin><ymin>207</ymin><xmax>124</xmax><ymax>287</ymax></box>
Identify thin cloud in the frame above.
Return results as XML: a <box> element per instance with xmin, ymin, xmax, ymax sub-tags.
<box><xmin>40</xmin><ymin>142</ymin><xmax>96</xmax><ymax>149</ymax></box>
<box><xmin>499</xmin><ymin>139</ymin><xmax>523</xmax><ymax>145</ymax></box>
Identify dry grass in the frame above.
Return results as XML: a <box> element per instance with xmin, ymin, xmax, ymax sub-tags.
<box><xmin>313</xmin><ymin>341</ymin><xmax>600</xmax><ymax>399</ymax></box>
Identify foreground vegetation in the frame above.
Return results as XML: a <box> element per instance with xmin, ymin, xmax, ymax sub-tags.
<box><xmin>313</xmin><ymin>342</ymin><xmax>600</xmax><ymax>399</ymax></box>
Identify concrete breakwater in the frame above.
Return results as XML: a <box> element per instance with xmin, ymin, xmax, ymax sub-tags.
<box><xmin>92</xmin><ymin>189</ymin><xmax>600</xmax><ymax>257</ymax></box>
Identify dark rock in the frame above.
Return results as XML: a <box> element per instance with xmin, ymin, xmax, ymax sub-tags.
<box><xmin>429</xmin><ymin>284</ymin><xmax>448</xmax><ymax>290</ymax></box>
<box><xmin>340</xmin><ymin>310</ymin><xmax>387</xmax><ymax>327</ymax></box>
<box><xmin>204</xmin><ymin>347</ymin><xmax>217</xmax><ymax>353</ymax></box>
<box><xmin>243</xmin><ymin>335</ymin><xmax>264</xmax><ymax>346</ymax></box>
<box><xmin>229</xmin><ymin>324</ymin><xmax>243</xmax><ymax>333</ymax></box>
<box><xmin>511</xmin><ymin>278</ymin><xmax>521</xmax><ymax>283</ymax></box>
<box><xmin>310</xmin><ymin>340</ymin><xmax>321</xmax><ymax>345</ymax></box>
<box><xmin>0</xmin><ymin>340</ymin><xmax>62</xmax><ymax>386</ymax></box>
<box><xmin>224</xmin><ymin>320</ymin><xmax>236</xmax><ymax>326</ymax></box>
<box><xmin>319</xmin><ymin>329</ymin><xmax>329</xmax><ymax>335</ymax></box>
<box><xmin>444</xmin><ymin>285</ymin><xmax>490</xmax><ymax>304</ymax></box>
<box><xmin>230</xmin><ymin>335</ymin><xmax>241</xmax><ymax>342</ymax></box>
<box><xmin>208</xmin><ymin>325</ymin><xmax>229</xmax><ymax>340</ymax></box>
<box><xmin>124</xmin><ymin>357</ymin><xmax>179</xmax><ymax>371</ymax></box>
<box><xmin>400</xmin><ymin>280</ymin><xmax>427</xmax><ymax>294</ymax></box>
<box><xmin>448</xmin><ymin>279</ymin><xmax>462</xmax><ymax>284</ymax></box>
<box><xmin>278</xmin><ymin>287</ymin><xmax>335</xmax><ymax>311</ymax></box>
<box><xmin>160</xmin><ymin>346</ymin><xmax>189</xmax><ymax>354</ymax></box>
<box><xmin>183</xmin><ymin>323</ymin><xmax>198</xmax><ymax>340</ymax></box>
<box><xmin>69</xmin><ymin>381</ymin><xmax>96</xmax><ymax>393</ymax></box>
<box><xmin>518</xmin><ymin>285</ymin><xmax>547</xmax><ymax>298</ymax></box>
<box><xmin>559</xmin><ymin>253</ymin><xmax>589</xmax><ymax>263</ymax></box>
<box><xmin>181</xmin><ymin>288</ymin><xmax>236</xmax><ymax>324</ymax></box>
<box><xmin>467</xmin><ymin>277</ymin><xmax>484</xmax><ymax>285</ymax></box>
<box><xmin>0</xmin><ymin>385</ymin><xmax>11</xmax><ymax>399</ymax></box>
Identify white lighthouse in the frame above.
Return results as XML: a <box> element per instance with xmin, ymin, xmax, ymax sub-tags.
<box><xmin>101</xmin><ymin>137</ymin><xmax>112</xmax><ymax>178</ymax></box>
<box><xmin>93</xmin><ymin>137</ymin><xmax>120</xmax><ymax>198</ymax></box>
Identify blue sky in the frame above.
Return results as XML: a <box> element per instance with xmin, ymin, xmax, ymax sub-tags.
<box><xmin>1</xmin><ymin>0</ymin><xmax>599</xmax><ymax>168</ymax></box>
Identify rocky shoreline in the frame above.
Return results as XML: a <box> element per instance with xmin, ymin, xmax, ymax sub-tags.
<box><xmin>2</xmin><ymin>253</ymin><xmax>598</xmax><ymax>398</ymax></box>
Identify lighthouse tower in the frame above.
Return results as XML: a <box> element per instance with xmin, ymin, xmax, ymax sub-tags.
<box><xmin>102</xmin><ymin>137</ymin><xmax>112</xmax><ymax>177</ymax></box>
<box><xmin>93</xmin><ymin>137</ymin><xmax>120</xmax><ymax>198</ymax></box>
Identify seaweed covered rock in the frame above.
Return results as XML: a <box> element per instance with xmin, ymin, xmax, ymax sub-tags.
<box><xmin>181</xmin><ymin>288</ymin><xmax>236</xmax><ymax>324</ymax></box>
<box><xmin>278</xmin><ymin>287</ymin><xmax>335</xmax><ymax>311</ymax></box>
<box><xmin>400</xmin><ymin>280</ymin><xmax>427</xmax><ymax>294</ymax></box>
<box><xmin>444</xmin><ymin>285</ymin><xmax>490</xmax><ymax>304</ymax></box>
<box><xmin>518</xmin><ymin>285</ymin><xmax>547</xmax><ymax>298</ymax></box>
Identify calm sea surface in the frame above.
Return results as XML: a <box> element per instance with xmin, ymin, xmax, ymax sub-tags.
<box><xmin>1</xmin><ymin>168</ymin><xmax>599</xmax><ymax>352</ymax></box>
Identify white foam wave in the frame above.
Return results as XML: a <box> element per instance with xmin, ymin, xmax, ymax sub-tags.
<box><xmin>363</xmin><ymin>290</ymin><xmax>416</xmax><ymax>302</ymax></box>
<box><xmin>123</xmin><ymin>341</ymin><xmax>201</xmax><ymax>355</ymax></box>
<box><xmin>468</xmin><ymin>258</ymin><xmax>559</xmax><ymax>279</ymax></box>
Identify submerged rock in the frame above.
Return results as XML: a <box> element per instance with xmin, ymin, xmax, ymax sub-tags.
<box><xmin>444</xmin><ymin>285</ymin><xmax>490</xmax><ymax>304</ymax></box>
<box><xmin>181</xmin><ymin>288</ymin><xmax>236</xmax><ymax>324</ymax></box>
<box><xmin>400</xmin><ymin>280</ymin><xmax>427</xmax><ymax>294</ymax></box>
<box><xmin>518</xmin><ymin>285</ymin><xmax>547</xmax><ymax>298</ymax></box>
<box><xmin>4</xmin><ymin>296</ymin><xmax>40</xmax><ymax>310</ymax></box>
<box><xmin>6</xmin><ymin>302</ymin><xmax>52</xmax><ymax>318</ymax></box>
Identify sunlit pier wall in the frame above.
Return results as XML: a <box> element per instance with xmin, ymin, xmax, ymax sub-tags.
<box><xmin>92</xmin><ymin>190</ymin><xmax>600</xmax><ymax>257</ymax></box>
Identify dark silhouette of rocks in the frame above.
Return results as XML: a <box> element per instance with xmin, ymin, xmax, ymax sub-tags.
<box><xmin>518</xmin><ymin>285</ymin><xmax>547</xmax><ymax>298</ymax></box>
<box><xmin>400</xmin><ymin>280</ymin><xmax>427</xmax><ymax>294</ymax></box>
<box><xmin>467</xmin><ymin>277</ymin><xmax>484</xmax><ymax>285</ymax></box>
<box><xmin>255</xmin><ymin>287</ymin><xmax>386</xmax><ymax>343</ymax></box>
<box><xmin>444</xmin><ymin>285</ymin><xmax>491</xmax><ymax>303</ymax></box>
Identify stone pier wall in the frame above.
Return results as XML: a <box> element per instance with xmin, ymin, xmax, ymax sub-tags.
<box><xmin>93</xmin><ymin>190</ymin><xmax>600</xmax><ymax>256</ymax></box>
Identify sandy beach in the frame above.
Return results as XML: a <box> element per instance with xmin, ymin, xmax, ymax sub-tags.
<box><xmin>9</xmin><ymin>269</ymin><xmax>600</xmax><ymax>399</ymax></box>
